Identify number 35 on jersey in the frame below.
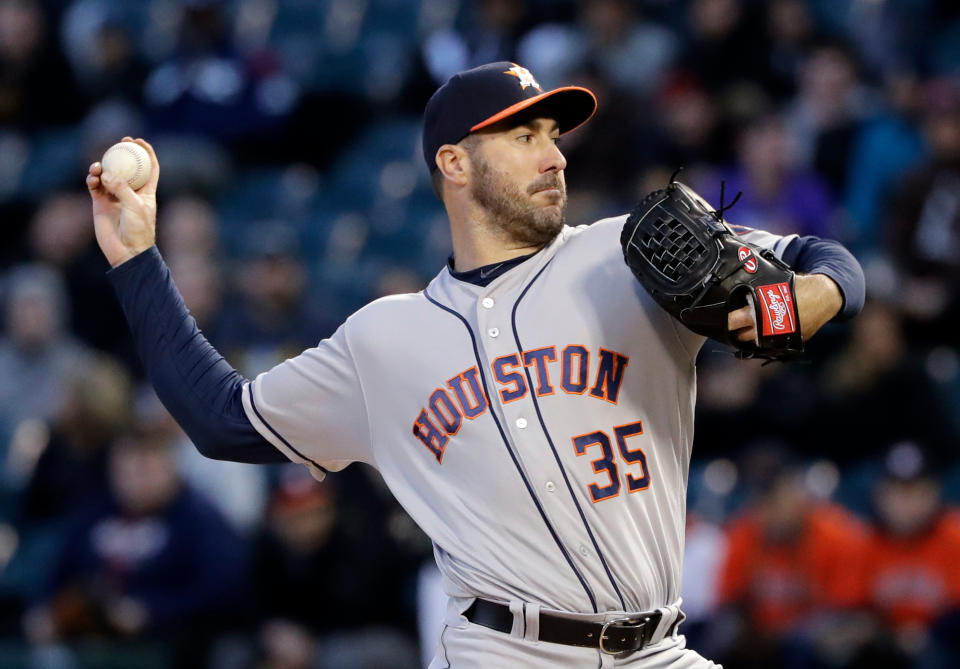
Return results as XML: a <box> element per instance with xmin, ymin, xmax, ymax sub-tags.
<box><xmin>410</xmin><ymin>343</ymin><xmax>652</xmax><ymax>503</ymax></box>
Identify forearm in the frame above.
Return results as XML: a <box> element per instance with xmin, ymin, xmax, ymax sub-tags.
<box><xmin>793</xmin><ymin>273</ymin><xmax>844</xmax><ymax>339</ymax></box>
<box><xmin>108</xmin><ymin>247</ymin><xmax>286</xmax><ymax>463</ymax></box>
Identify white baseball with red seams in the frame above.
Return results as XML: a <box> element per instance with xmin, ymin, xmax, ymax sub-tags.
<box><xmin>101</xmin><ymin>141</ymin><xmax>151</xmax><ymax>191</ymax></box>
<box><xmin>239</xmin><ymin>216</ymin><xmax>798</xmax><ymax>668</ymax></box>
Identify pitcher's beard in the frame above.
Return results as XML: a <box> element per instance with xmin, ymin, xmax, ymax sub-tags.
<box><xmin>470</xmin><ymin>154</ymin><xmax>566</xmax><ymax>247</ymax></box>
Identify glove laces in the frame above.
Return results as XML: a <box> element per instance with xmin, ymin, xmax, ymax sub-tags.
<box><xmin>667</xmin><ymin>167</ymin><xmax>743</xmax><ymax>223</ymax></box>
<box><xmin>714</xmin><ymin>181</ymin><xmax>742</xmax><ymax>222</ymax></box>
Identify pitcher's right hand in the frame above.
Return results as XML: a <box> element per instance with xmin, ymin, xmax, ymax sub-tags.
<box><xmin>86</xmin><ymin>137</ymin><xmax>159</xmax><ymax>268</ymax></box>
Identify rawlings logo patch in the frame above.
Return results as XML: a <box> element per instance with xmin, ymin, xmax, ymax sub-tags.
<box><xmin>738</xmin><ymin>246</ymin><xmax>757</xmax><ymax>274</ymax></box>
<box><xmin>757</xmin><ymin>282</ymin><xmax>796</xmax><ymax>336</ymax></box>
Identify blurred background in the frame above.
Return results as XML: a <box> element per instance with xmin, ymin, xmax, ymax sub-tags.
<box><xmin>0</xmin><ymin>0</ymin><xmax>958</xmax><ymax>667</ymax></box>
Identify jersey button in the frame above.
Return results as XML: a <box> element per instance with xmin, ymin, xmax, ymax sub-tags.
<box><xmin>488</xmin><ymin>328</ymin><xmax>499</xmax><ymax>338</ymax></box>
<box><xmin>545</xmin><ymin>481</ymin><xmax>556</xmax><ymax>493</ymax></box>
<box><xmin>481</xmin><ymin>297</ymin><xmax>495</xmax><ymax>309</ymax></box>
<box><xmin>579</xmin><ymin>544</ymin><xmax>589</xmax><ymax>557</ymax></box>
<box><xmin>515</xmin><ymin>417</ymin><xmax>528</xmax><ymax>429</ymax></box>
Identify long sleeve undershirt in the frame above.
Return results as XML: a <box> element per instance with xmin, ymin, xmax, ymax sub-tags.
<box><xmin>108</xmin><ymin>236</ymin><xmax>865</xmax><ymax>463</ymax></box>
<box><xmin>108</xmin><ymin>247</ymin><xmax>286</xmax><ymax>463</ymax></box>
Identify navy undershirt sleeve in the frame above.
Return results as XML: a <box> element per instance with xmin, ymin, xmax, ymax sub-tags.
<box><xmin>107</xmin><ymin>247</ymin><xmax>287</xmax><ymax>464</ymax></box>
<box><xmin>781</xmin><ymin>235</ymin><xmax>865</xmax><ymax>321</ymax></box>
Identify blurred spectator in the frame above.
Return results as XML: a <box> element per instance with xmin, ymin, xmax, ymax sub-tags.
<box><xmin>370</xmin><ymin>265</ymin><xmax>426</xmax><ymax>301</ymax></box>
<box><xmin>248</xmin><ymin>466</ymin><xmax>419</xmax><ymax>669</ymax></box>
<box><xmin>60</xmin><ymin>0</ymin><xmax>148</xmax><ymax>105</ymax></box>
<box><xmin>679</xmin><ymin>0</ymin><xmax>769</xmax><ymax>95</ymax></box>
<box><xmin>27</xmin><ymin>191</ymin><xmax>94</xmax><ymax>269</ymax></box>
<box><xmin>785</xmin><ymin>39</ymin><xmax>877</xmax><ymax>196</ymax></box>
<box><xmin>680</xmin><ymin>508</ymin><xmax>729</xmax><ymax>655</ymax></box>
<box><xmin>861</xmin><ymin>441</ymin><xmax>960</xmax><ymax>666</ymax></box>
<box><xmin>20</xmin><ymin>354</ymin><xmax>132</xmax><ymax>522</ymax></box>
<box><xmin>694</xmin><ymin>352</ymin><xmax>778</xmax><ymax>457</ymax></box>
<box><xmin>842</xmin><ymin>73</ymin><xmax>926</xmax><ymax>252</ymax></box>
<box><xmin>160</xmin><ymin>195</ymin><xmax>225</xmax><ymax>338</ymax></box>
<box><xmin>843</xmin><ymin>0</ymin><xmax>935</xmax><ymax>78</ymax></box>
<box><xmin>422</xmin><ymin>0</ymin><xmax>530</xmax><ymax>84</ymax></box>
<box><xmin>758</xmin><ymin>0</ymin><xmax>821</xmax><ymax>102</ymax></box>
<box><xmin>885</xmin><ymin>76</ymin><xmax>960</xmax><ymax>346</ymax></box>
<box><xmin>167</xmin><ymin>252</ymin><xmax>224</xmax><ymax>337</ymax></box>
<box><xmin>649</xmin><ymin>74</ymin><xmax>730</xmax><ymax>173</ymax></box>
<box><xmin>716</xmin><ymin>450</ymin><xmax>871</xmax><ymax>668</ymax></box>
<box><xmin>1</xmin><ymin>355</ymin><xmax>132</xmax><ymax>636</ymax></box>
<box><xmin>693</xmin><ymin>347</ymin><xmax>820</xmax><ymax>460</ymax></box>
<box><xmin>0</xmin><ymin>0</ymin><xmax>86</xmax><ymax>128</ymax></box>
<box><xmin>924</xmin><ymin>3</ymin><xmax>960</xmax><ymax>76</ymax></box>
<box><xmin>816</xmin><ymin>301</ymin><xmax>956</xmax><ymax>463</ymax></box>
<box><xmin>704</xmin><ymin>112</ymin><xmax>837</xmax><ymax>238</ymax></box>
<box><xmin>142</xmin><ymin>0</ymin><xmax>298</xmax><ymax>145</ymax></box>
<box><xmin>22</xmin><ymin>426</ymin><xmax>248</xmax><ymax>667</ymax></box>
<box><xmin>134</xmin><ymin>386</ymin><xmax>267</xmax><ymax>535</ymax></box>
<box><xmin>27</xmin><ymin>190</ymin><xmax>133</xmax><ymax>363</ymax></box>
<box><xmin>157</xmin><ymin>193</ymin><xmax>221</xmax><ymax>260</ymax></box>
<box><xmin>518</xmin><ymin>0</ymin><xmax>677</xmax><ymax>94</ymax></box>
<box><xmin>0</xmin><ymin>264</ymin><xmax>91</xmax><ymax>428</ymax></box>
<box><xmin>217</xmin><ymin>223</ymin><xmax>334</xmax><ymax>377</ymax></box>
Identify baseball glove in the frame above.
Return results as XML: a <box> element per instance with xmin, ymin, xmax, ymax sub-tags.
<box><xmin>620</xmin><ymin>178</ymin><xmax>803</xmax><ymax>361</ymax></box>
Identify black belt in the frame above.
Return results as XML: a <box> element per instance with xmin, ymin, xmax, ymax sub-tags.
<box><xmin>464</xmin><ymin>599</ymin><xmax>665</xmax><ymax>655</ymax></box>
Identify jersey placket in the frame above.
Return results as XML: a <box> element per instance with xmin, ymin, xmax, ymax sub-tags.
<box><xmin>474</xmin><ymin>282</ymin><xmax>619</xmax><ymax>613</ymax></box>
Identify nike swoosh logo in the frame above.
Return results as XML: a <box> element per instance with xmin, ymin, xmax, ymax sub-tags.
<box><xmin>480</xmin><ymin>263</ymin><xmax>505</xmax><ymax>279</ymax></box>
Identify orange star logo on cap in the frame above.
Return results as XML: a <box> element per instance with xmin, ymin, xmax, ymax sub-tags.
<box><xmin>504</xmin><ymin>64</ymin><xmax>541</xmax><ymax>91</ymax></box>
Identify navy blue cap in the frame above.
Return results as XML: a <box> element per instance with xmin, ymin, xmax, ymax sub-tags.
<box><xmin>422</xmin><ymin>62</ymin><xmax>597</xmax><ymax>172</ymax></box>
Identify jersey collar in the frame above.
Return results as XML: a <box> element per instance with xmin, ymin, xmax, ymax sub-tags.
<box><xmin>447</xmin><ymin>250</ymin><xmax>540</xmax><ymax>287</ymax></box>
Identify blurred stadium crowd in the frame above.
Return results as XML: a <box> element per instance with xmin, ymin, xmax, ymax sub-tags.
<box><xmin>0</xmin><ymin>0</ymin><xmax>959</xmax><ymax>667</ymax></box>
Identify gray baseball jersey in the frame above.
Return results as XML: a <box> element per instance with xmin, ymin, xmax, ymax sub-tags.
<box><xmin>241</xmin><ymin>214</ymin><xmax>792</xmax><ymax>656</ymax></box>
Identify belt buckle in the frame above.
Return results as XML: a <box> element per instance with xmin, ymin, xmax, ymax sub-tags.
<box><xmin>599</xmin><ymin>615</ymin><xmax>651</xmax><ymax>655</ymax></box>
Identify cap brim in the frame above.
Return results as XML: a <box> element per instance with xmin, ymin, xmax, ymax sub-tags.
<box><xmin>469</xmin><ymin>86</ymin><xmax>598</xmax><ymax>136</ymax></box>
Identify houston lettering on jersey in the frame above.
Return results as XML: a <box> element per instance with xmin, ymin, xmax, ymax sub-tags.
<box><xmin>412</xmin><ymin>345</ymin><xmax>629</xmax><ymax>462</ymax></box>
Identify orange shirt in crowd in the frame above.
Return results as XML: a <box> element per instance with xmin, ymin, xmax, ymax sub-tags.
<box><xmin>863</xmin><ymin>509</ymin><xmax>960</xmax><ymax>630</ymax></box>
<box><xmin>718</xmin><ymin>503</ymin><xmax>870</xmax><ymax>635</ymax></box>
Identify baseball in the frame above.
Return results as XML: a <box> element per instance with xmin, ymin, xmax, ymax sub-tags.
<box><xmin>101</xmin><ymin>141</ymin><xmax>151</xmax><ymax>191</ymax></box>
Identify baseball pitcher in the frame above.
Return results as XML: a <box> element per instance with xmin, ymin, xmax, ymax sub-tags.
<box><xmin>87</xmin><ymin>62</ymin><xmax>864</xmax><ymax>667</ymax></box>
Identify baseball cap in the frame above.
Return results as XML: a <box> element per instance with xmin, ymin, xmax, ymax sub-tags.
<box><xmin>422</xmin><ymin>61</ymin><xmax>597</xmax><ymax>172</ymax></box>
